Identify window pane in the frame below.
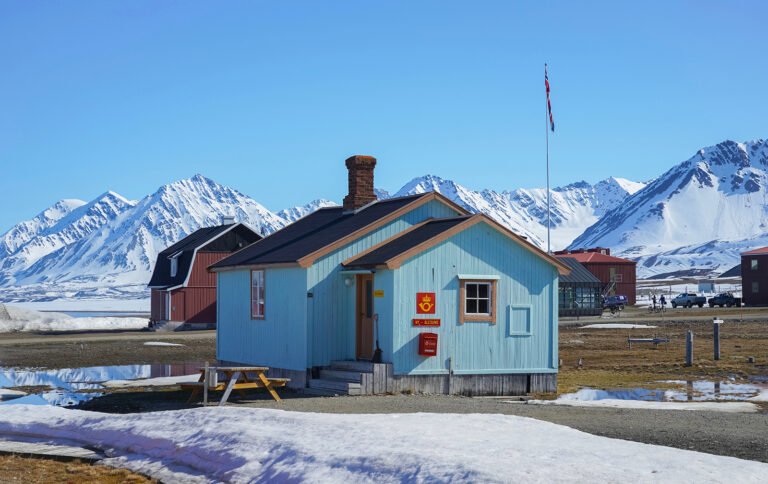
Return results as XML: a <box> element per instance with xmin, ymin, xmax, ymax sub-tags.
<box><xmin>467</xmin><ymin>283</ymin><xmax>477</xmax><ymax>298</ymax></box>
<box><xmin>752</xmin><ymin>259</ymin><xmax>759</xmax><ymax>271</ymax></box>
<box><xmin>478</xmin><ymin>299</ymin><xmax>489</xmax><ymax>314</ymax></box>
<box><xmin>467</xmin><ymin>299</ymin><xmax>478</xmax><ymax>313</ymax></box>
<box><xmin>478</xmin><ymin>284</ymin><xmax>489</xmax><ymax>298</ymax></box>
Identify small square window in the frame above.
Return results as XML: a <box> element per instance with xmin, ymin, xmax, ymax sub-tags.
<box><xmin>460</xmin><ymin>279</ymin><xmax>497</xmax><ymax>324</ymax></box>
<box><xmin>751</xmin><ymin>259</ymin><xmax>759</xmax><ymax>271</ymax></box>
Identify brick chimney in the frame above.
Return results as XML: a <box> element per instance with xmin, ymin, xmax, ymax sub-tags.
<box><xmin>343</xmin><ymin>155</ymin><xmax>377</xmax><ymax>211</ymax></box>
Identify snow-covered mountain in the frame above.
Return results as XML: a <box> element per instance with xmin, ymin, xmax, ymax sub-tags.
<box><xmin>0</xmin><ymin>175</ymin><xmax>293</xmax><ymax>301</ymax></box>
<box><xmin>393</xmin><ymin>175</ymin><xmax>645</xmax><ymax>249</ymax></box>
<box><xmin>5</xmin><ymin>138</ymin><xmax>765</xmax><ymax>303</ymax></box>
<box><xmin>0</xmin><ymin>172</ymin><xmax>645</xmax><ymax>302</ymax></box>
<box><xmin>276</xmin><ymin>199</ymin><xmax>338</xmax><ymax>223</ymax></box>
<box><xmin>571</xmin><ymin>139</ymin><xmax>768</xmax><ymax>277</ymax></box>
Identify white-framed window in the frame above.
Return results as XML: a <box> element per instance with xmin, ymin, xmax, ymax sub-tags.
<box><xmin>169</xmin><ymin>251</ymin><xmax>182</xmax><ymax>278</ymax></box>
<box><xmin>251</xmin><ymin>270</ymin><xmax>265</xmax><ymax>319</ymax></box>
<box><xmin>460</xmin><ymin>279</ymin><xmax>497</xmax><ymax>324</ymax></box>
<box><xmin>751</xmin><ymin>259</ymin><xmax>759</xmax><ymax>271</ymax></box>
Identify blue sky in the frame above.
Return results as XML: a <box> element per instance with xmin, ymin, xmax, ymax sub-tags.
<box><xmin>1</xmin><ymin>1</ymin><xmax>766</xmax><ymax>233</ymax></box>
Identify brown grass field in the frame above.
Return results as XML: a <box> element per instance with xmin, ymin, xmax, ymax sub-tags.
<box><xmin>558</xmin><ymin>311</ymin><xmax>768</xmax><ymax>399</ymax></box>
<box><xmin>0</xmin><ymin>455</ymin><xmax>155</xmax><ymax>483</ymax></box>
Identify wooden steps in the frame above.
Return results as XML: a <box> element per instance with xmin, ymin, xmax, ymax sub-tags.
<box><xmin>306</xmin><ymin>360</ymin><xmax>376</xmax><ymax>396</ymax></box>
<box><xmin>308</xmin><ymin>377</ymin><xmax>362</xmax><ymax>395</ymax></box>
<box><xmin>329</xmin><ymin>360</ymin><xmax>374</xmax><ymax>372</ymax></box>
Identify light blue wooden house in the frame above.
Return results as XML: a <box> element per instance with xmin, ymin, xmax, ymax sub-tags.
<box><xmin>210</xmin><ymin>155</ymin><xmax>570</xmax><ymax>396</ymax></box>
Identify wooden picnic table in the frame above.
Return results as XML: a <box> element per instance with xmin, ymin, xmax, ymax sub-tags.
<box><xmin>181</xmin><ymin>366</ymin><xmax>289</xmax><ymax>405</ymax></box>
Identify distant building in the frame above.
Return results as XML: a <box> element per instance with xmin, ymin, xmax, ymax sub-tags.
<box><xmin>554</xmin><ymin>248</ymin><xmax>637</xmax><ymax>305</ymax></box>
<box><xmin>741</xmin><ymin>247</ymin><xmax>768</xmax><ymax>306</ymax></box>
<box><xmin>147</xmin><ymin>221</ymin><xmax>261</xmax><ymax>328</ymax></box>
<box><xmin>557</xmin><ymin>257</ymin><xmax>602</xmax><ymax>317</ymax></box>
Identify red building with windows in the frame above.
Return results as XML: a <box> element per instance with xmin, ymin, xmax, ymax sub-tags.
<box><xmin>147</xmin><ymin>221</ymin><xmax>261</xmax><ymax>328</ymax></box>
<box><xmin>555</xmin><ymin>247</ymin><xmax>637</xmax><ymax>305</ymax></box>
<box><xmin>741</xmin><ymin>247</ymin><xmax>768</xmax><ymax>306</ymax></box>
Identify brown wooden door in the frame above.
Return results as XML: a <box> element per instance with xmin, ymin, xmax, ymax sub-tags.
<box><xmin>356</xmin><ymin>274</ymin><xmax>374</xmax><ymax>360</ymax></box>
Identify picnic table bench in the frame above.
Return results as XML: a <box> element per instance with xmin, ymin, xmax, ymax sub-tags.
<box><xmin>180</xmin><ymin>366</ymin><xmax>289</xmax><ymax>405</ymax></box>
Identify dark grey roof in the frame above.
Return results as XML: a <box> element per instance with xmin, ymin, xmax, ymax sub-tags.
<box><xmin>344</xmin><ymin>216</ymin><xmax>471</xmax><ymax>268</ymax></box>
<box><xmin>148</xmin><ymin>224</ymin><xmax>261</xmax><ymax>288</ymax></box>
<box><xmin>718</xmin><ymin>264</ymin><xmax>741</xmax><ymax>278</ymax></box>
<box><xmin>558</xmin><ymin>257</ymin><xmax>602</xmax><ymax>284</ymax></box>
<box><xmin>211</xmin><ymin>194</ymin><xmax>444</xmax><ymax>268</ymax></box>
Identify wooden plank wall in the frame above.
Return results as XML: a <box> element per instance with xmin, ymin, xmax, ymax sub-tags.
<box><xmin>390</xmin><ymin>221</ymin><xmax>559</xmax><ymax>376</ymax></box>
<box><xmin>306</xmin><ymin>199</ymin><xmax>462</xmax><ymax>367</ymax></box>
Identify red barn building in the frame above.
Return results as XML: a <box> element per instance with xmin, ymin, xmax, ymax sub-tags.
<box><xmin>741</xmin><ymin>247</ymin><xmax>768</xmax><ymax>306</ymax></box>
<box><xmin>555</xmin><ymin>247</ymin><xmax>638</xmax><ymax>305</ymax></box>
<box><xmin>148</xmin><ymin>221</ymin><xmax>261</xmax><ymax>328</ymax></box>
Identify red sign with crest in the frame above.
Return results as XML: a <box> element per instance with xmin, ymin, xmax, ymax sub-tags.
<box><xmin>416</xmin><ymin>292</ymin><xmax>436</xmax><ymax>314</ymax></box>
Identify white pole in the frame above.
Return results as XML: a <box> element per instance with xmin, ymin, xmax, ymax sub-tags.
<box><xmin>545</xmin><ymin>63</ymin><xmax>551</xmax><ymax>254</ymax></box>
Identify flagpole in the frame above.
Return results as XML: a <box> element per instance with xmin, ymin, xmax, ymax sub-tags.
<box><xmin>545</xmin><ymin>63</ymin><xmax>551</xmax><ymax>254</ymax></box>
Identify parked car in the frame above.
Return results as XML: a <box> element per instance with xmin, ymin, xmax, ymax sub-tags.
<box><xmin>671</xmin><ymin>293</ymin><xmax>706</xmax><ymax>308</ymax></box>
<box><xmin>708</xmin><ymin>292</ymin><xmax>741</xmax><ymax>308</ymax></box>
<box><xmin>603</xmin><ymin>295</ymin><xmax>628</xmax><ymax>310</ymax></box>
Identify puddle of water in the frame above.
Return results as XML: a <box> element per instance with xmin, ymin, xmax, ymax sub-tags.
<box><xmin>561</xmin><ymin>380</ymin><xmax>768</xmax><ymax>403</ymax></box>
<box><xmin>0</xmin><ymin>361</ymin><xmax>202</xmax><ymax>407</ymax></box>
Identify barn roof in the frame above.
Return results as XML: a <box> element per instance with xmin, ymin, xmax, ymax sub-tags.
<box><xmin>148</xmin><ymin>223</ymin><xmax>261</xmax><ymax>289</ymax></box>
<box><xmin>556</xmin><ymin>252</ymin><xmax>636</xmax><ymax>265</ymax></box>
<box><xmin>557</xmin><ymin>257</ymin><xmax>602</xmax><ymax>284</ymax></box>
<box><xmin>742</xmin><ymin>246</ymin><xmax>768</xmax><ymax>256</ymax></box>
<box><xmin>210</xmin><ymin>193</ymin><xmax>468</xmax><ymax>270</ymax></box>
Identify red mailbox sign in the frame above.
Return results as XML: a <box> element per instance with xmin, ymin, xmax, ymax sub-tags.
<box><xmin>413</xmin><ymin>318</ymin><xmax>441</xmax><ymax>327</ymax></box>
<box><xmin>418</xmin><ymin>332</ymin><xmax>438</xmax><ymax>357</ymax></box>
<box><xmin>416</xmin><ymin>292</ymin><xmax>436</xmax><ymax>314</ymax></box>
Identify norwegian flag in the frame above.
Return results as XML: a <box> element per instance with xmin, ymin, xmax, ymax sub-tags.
<box><xmin>545</xmin><ymin>64</ymin><xmax>555</xmax><ymax>132</ymax></box>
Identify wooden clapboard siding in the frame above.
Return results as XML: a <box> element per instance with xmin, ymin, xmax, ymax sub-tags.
<box><xmin>306</xmin><ymin>198</ymin><xmax>462</xmax><ymax>367</ymax></box>
<box><xmin>188</xmin><ymin>252</ymin><xmax>228</xmax><ymax>286</ymax></box>
<box><xmin>389</xmin><ymin>220</ymin><xmax>558</xmax><ymax>376</ymax></box>
<box><xmin>217</xmin><ymin>267</ymin><xmax>308</xmax><ymax>371</ymax></box>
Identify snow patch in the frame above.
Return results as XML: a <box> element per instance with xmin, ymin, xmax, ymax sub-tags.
<box><xmin>0</xmin><ymin>407</ymin><xmax>765</xmax><ymax>482</ymax></box>
<box><xmin>0</xmin><ymin>305</ymin><xmax>147</xmax><ymax>333</ymax></box>
<box><xmin>580</xmin><ymin>323</ymin><xmax>658</xmax><ymax>329</ymax></box>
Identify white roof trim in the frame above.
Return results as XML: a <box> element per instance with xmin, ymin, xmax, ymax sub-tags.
<box><xmin>457</xmin><ymin>274</ymin><xmax>500</xmax><ymax>280</ymax></box>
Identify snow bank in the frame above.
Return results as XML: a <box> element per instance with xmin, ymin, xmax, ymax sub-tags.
<box><xmin>0</xmin><ymin>406</ymin><xmax>766</xmax><ymax>482</ymax></box>
<box><xmin>143</xmin><ymin>341</ymin><xmax>184</xmax><ymax>347</ymax></box>
<box><xmin>0</xmin><ymin>305</ymin><xmax>147</xmax><ymax>332</ymax></box>
<box><xmin>581</xmin><ymin>323</ymin><xmax>658</xmax><ymax>329</ymax></box>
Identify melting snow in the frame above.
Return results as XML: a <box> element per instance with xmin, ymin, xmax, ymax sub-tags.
<box><xmin>0</xmin><ymin>406</ymin><xmax>765</xmax><ymax>482</ymax></box>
